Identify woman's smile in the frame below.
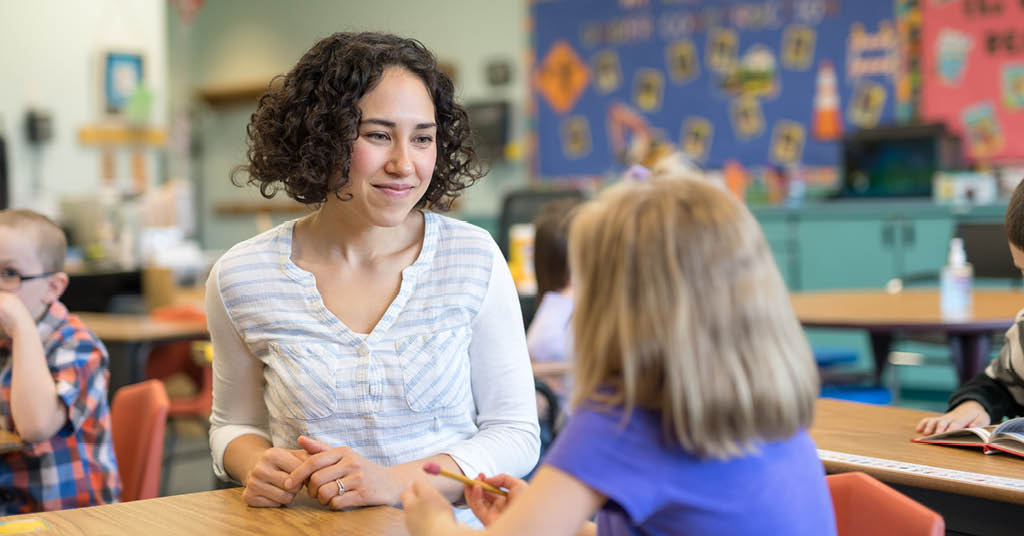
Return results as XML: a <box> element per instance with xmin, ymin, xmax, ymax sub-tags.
<box><xmin>373</xmin><ymin>182</ymin><xmax>416</xmax><ymax>199</ymax></box>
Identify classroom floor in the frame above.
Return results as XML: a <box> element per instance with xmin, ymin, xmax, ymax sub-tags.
<box><xmin>165</xmin><ymin>420</ymin><xmax>218</xmax><ymax>495</ymax></box>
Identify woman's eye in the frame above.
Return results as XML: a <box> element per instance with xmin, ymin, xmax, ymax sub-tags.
<box><xmin>364</xmin><ymin>132</ymin><xmax>389</xmax><ymax>141</ymax></box>
<box><xmin>414</xmin><ymin>135</ymin><xmax>434</xmax><ymax>145</ymax></box>
<box><xmin>0</xmin><ymin>268</ymin><xmax>18</xmax><ymax>279</ymax></box>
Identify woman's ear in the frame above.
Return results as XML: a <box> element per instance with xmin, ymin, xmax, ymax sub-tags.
<box><xmin>45</xmin><ymin>272</ymin><xmax>69</xmax><ymax>304</ymax></box>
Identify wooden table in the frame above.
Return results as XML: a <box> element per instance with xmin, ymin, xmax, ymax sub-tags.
<box><xmin>812</xmin><ymin>398</ymin><xmax>1024</xmax><ymax>504</ymax></box>
<box><xmin>74</xmin><ymin>312</ymin><xmax>209</xmax><ymax>396</ymax></box>
<box><xmin>0</xmin><ymin>487</ymin><xmax>408</xmax><ymax>535</ymax></box>
<box><xmin>532</xmin><ymin>361</ymin><xmax>571</xmax><ymax>385</ymax></box>
<box><xmin>791</xmin><ymin>289</ymin><xmax>1023</xmax><ymax>384</ymax></box>
<box><xmin>812</xmin><ymin>399</ymin><xmax>1024</xmax><ymax>532</ymax></box>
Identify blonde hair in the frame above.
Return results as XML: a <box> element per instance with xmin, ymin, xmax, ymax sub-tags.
<box><xmin>0</xmin><ymin>209</ymin><xmax>67</xmax><ymax>273</ymax></box>
<box><xmin>568</xmin><ymin>177</ymin><xmax>818</xmax><ymax>459</ymax></box>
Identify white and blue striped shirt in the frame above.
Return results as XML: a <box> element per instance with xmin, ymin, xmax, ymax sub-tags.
<box><xmin>207</xmin><ymin>212</ymin><xmax>540</xmax><ymax>487</ymax></box>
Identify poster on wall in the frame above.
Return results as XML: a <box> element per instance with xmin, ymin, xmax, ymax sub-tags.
<box><xmin>530</xmin><ymin>0</ymin><xmax>899</xmax><ymax>179</ymax></box>
<box><xmin>921</xmin><ymin>0</ymin><xmax>1024</xmax><ymax>163</ymax></box>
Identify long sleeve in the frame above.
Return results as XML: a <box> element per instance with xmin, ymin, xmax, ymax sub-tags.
<box><xmin>206</xmin><ymin>261</ymin><xmax>271</xmax><ymax>481</ymax></box>
<box><xmin>440</xmin><ymin>242</ymin><xmax>541</xmax><ymax>479</ymax></box>
<box><xmin>948</xmin><ymin>309</ymin><xmax>1024</xmax><ymax>421</ymax></box>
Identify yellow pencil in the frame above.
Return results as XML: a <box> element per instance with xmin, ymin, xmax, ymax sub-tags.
<box><xmin>422</xmin><ymin>463</ymin><xmax>508</xmax><ymax>496</ymax></box>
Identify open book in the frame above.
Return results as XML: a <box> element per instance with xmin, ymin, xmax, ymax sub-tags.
<box><xmin>913</xmin><ymin>417</ymin><xmax>1024</xmax><ymax>457</ymax></box>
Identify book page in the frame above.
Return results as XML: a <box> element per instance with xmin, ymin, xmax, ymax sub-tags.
<box><xmin>918</xmin><ymin>426</ymin><xmax>994</xmax><ymax>443</ymax></box>
<box><xmin>990</xmin><ymin>438</ymin><xmax>1024</xmax><ymax>457</ymax></box>
<box><xmin>994</xmin><ymin>417</ymin><xmax>1024</xmax><ymax>436</ymax></box>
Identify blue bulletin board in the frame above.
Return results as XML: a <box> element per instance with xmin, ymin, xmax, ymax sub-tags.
<box><xmin>530</xmin><ymin>0</ymin><xmax>902</xmax><ymax>179</ymax></box>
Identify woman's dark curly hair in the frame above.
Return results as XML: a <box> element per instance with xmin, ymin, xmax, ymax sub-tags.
<box><xmin>232</xmin><ymin>32</ymin><xmax>485</xmax><ymax>209</ymax></box>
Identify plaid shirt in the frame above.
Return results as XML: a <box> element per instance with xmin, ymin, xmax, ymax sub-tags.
<box><xmin>0</xmin><ymin>301</ymin><xmax>120</xmax><ymax>513</ymax></box>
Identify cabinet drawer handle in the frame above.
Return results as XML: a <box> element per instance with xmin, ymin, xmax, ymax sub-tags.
<box><xmin>882</xmin><ymin>222</ymin><xmax>894</xmax><ymax>247</ymax></box>
<box><xmin>902</xmin><ymin>222</ymin><xmax>915</xmax><ymax>247</ymax></box>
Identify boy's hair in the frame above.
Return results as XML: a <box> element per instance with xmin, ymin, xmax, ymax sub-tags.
<box><xmin>0</xmin><ymin>209</ymin><xmax>67</xmax><ymax>272</ymax></box>
<box><xmin>568</xmin><ymin>177</ymin><xmax>818</xmax><ymax>459</ymax></box>
<box><xmin>533</xmin><ymin>198</ymin><xmax>582</xmax><ymax>300</ymax></box>
<box><xmin>1007</xmin><ymin>178</ymin><xmax>1024</xmax><ymax>248</ymax></box>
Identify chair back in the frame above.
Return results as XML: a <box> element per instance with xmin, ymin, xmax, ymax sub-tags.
<box><xmin>828</xmin><ymin>472</ymin><xmax>943</xmax><ymax>536</ymax></box>
<box><xmin>497</xmin><ymin>189</ymin><xmax>586</xmax><ymax>259</ymax></box>
<box><xmin>111</xmin><ymin>379</ymin><xmax>169</xmax><ymax>501</ymax></box>
<box><xmin>956</xmin><ymin>222</ymin><xmax>1019</xmax><ymax>281</ymax></box>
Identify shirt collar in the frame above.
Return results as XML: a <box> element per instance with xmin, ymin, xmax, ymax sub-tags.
<box><xmin>35</xmin><ymin>301</ymin><xmax>69</xmax><ymax>342</ymax></box>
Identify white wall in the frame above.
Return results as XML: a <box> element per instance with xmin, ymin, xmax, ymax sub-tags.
<box><xmin>0</xmin><ymin>0</ymin><xmax>167</xmax><ymax>211</ymax></box>
<box><xmin>168</xmin><ymin>0</ymin><xmax>529</xmax><ymax>249</ymax></box>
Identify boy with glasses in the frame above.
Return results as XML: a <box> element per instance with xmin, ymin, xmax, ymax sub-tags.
<box><xmin>0</xmin><ymin>209</ymin><xmax>119</xmax><ymax>513</ymax></box>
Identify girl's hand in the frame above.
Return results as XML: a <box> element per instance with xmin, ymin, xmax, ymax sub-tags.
<box><xmin>464</xmin><ymin>473</ymin><xmax>528</xmax><ymax>526</ymax></box>
<box><xmin>916</xmin><ymin>400</ymin><xmax>991</xmax><ymax>435</ymax></box>
<box><xmin>287</xmin><ymin>436</ymin><xmax>405</xmax><ymax>509</ymax></box>
<box><xmin>241</xmin><ymin>447</ymin><xmax>311</xmax><ymax>507</ymax></box>
<box><xmin>401</xmin><ymin>479</ymin><xmax>457</xmax><ymax>536</ymax></box>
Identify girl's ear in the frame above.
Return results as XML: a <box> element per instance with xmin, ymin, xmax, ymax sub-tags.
<box><xmin>45</xmin><ymin>272</ymin><xmax>69</xmax><ymax>304</ymax></box>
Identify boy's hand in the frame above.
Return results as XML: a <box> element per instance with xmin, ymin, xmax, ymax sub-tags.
<box><xmin>0</xmin><ymin>292</ymin><xmax>34</xmax><ymax>339</ymax></box>
<box><xmin>464</xmin><ymin>473</ymin><xmax>528</xmax><ymax>526</ymax></box>
<box><xmin>916</xmin><ymin>400</ymin><xmax>991</xmax><ymax>435</ymax></box>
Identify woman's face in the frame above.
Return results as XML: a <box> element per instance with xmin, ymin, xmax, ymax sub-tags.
<box><xmin>341</xmin><ymin>66</ymin><xmax>437</xmax><ymax>228</ymax></box>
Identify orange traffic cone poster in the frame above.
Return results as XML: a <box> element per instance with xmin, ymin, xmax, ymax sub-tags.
<box><xmin>813</xmin><ymin>60</ymin><xmax>842</xmax><ymax>140</ymax></box>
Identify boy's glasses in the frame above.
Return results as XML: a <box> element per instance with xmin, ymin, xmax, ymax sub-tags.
<box><xmin>0</xmin><ymin>268</ymin><xmax>56</xmax><ymax>291</ymax></box>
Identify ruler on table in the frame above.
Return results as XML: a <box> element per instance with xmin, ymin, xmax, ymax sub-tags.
<box><xmin>818</xmin><ymin>449</ymin><xmax>1024</xmax><ymax>492</ymax></box>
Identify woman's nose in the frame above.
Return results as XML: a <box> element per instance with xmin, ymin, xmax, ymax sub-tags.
<box><xmin>385</xmin><ymin>144</ymin><xmax>415</xmax><ymax>176</ymax></box>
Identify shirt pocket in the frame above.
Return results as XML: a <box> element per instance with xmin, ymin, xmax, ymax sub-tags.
<box><xmin>397</xmin><ymin>326</ymin><xmax>472</xmax><ymax>412</ymax></box>
<box><xmin>263</xmin><ymin>342</ymin><xmax>338</xmax><ymax>421</ymax></box>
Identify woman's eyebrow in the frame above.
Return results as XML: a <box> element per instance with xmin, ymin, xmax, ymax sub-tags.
<box><xmin>361</xmin><ymin>118</ymin><xmax>436</xmax><ymax>129</ymax></box>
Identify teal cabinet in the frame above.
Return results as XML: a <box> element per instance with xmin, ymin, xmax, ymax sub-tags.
<box><xmin>797</xmin><ymin>214</ymin><xmax>954</xmax><ymax>290</ymax></box>
<box><xmin>749</xmin><ymin>202</ymin><xmax>997</xmax><ymax>291</ymax></box>
<box><xmin>798</xmin><ymin>217</ymin><xmax>897</xmax><ymax>290</ymax></box>
<box><xmin>759</xmin><ymin>215</ymin><xmax>798</xmax><ymax>289</ymax></box>
<box><xmin>899</xmin><ymin>217</ymin><xmax>955</xmax><ymax>279</ymax></box>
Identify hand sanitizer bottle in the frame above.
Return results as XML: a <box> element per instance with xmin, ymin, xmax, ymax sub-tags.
<box><xmin>940</xmin><ymin>237</ymin><xmax>973</xmax><ymax>319</ymax></box>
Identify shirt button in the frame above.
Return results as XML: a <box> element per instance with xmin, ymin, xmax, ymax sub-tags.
<box><xmin>358</xmin><ymin>343</ymin><xmax>370</xmax><ymax>357</ymax></box>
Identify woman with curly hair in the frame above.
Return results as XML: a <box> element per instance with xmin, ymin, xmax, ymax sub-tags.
<box><xmin>205</xmin><ymin>32</ymin><xmax>540</xmax><ymax>520</ymax></box>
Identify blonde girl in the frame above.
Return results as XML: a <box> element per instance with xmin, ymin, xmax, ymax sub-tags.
<box><xmin>402</xmin><ymin>176</ymin><xmax>835</xmax><ymax>535</ymax></box>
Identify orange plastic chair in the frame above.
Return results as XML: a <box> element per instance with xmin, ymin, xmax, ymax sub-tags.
<box><xmin>145</xmin><ymin>340</ymin><xmax>213</xmax><ymax>495</ymax></box>
<box><xmin>828</xmin><ymin>472</ymin><xmax>944</xmax><ymax>536</ymax></box>
<box><xmin>111</xmin><ymin>379</ymin><xmax>170</xmax><ymax>502</ymax></box>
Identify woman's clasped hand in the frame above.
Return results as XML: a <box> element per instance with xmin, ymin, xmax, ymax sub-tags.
<box><xmin>242</xmin><ymin>436</ymin><xmax>407</xmax><ymax>509</ymax></box>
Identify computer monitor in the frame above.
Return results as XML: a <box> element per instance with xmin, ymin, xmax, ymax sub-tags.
<box><xmin>841</xmin><ymin>124</ymin><xmax>961</xmax><ymax>198</ymax></box>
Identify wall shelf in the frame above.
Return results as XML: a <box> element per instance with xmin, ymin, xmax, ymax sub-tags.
<box><xmin>213</xmin><ymin>200</ymin><xmax>309</xmax><ymax>216</ymax></box>
<box><xmin>78</xmin><ymin>124</ymin><xmax>166</xmax><ymax>146</ymax></box>
<box><xmin>198</xmin><ymin>81</ymin><xmax>274</xmax><ymax>106</ymax></box>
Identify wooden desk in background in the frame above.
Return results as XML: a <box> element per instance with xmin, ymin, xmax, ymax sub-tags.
<box><xmin>0</xmin><ymin>487</ymin><xmax>408</xmax><ymax>535</ymax></box>
<box><xmin>792</xmin><ymin>289</ymin><xmax>1023</xmax><ymax>385</ymax></box>
<box><xmin>532</xmin><ymin>361</ymin><xmax>571</xmax><ymax>385</ymax></box>
<box><xmin>74</xmin><ymin>312</ymin><xmax>209</xmax><ymax>396</ymax></box>
<box><xmin>812</xmin><ymin>399</ymin><xmax>1024</xmax><ymax>533</ymax></box>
